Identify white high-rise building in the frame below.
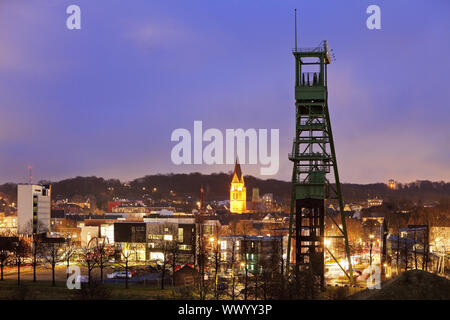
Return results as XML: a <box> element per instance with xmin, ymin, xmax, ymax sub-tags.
<box><xmin>17</xmin><ymin>184</ymin><xmax>51</xmax><ymax>235</ymax></box>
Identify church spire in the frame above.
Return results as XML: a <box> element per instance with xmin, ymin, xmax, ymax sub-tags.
<box><xmin>232</xmin><ymin>157</ymin><xmax>243</xmax><ymax>182</ymax></box>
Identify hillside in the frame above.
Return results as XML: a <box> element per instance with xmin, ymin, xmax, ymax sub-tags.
<box><xmin>0</xmin><ymin>174</ymin><xmax>449</xmax><ymax>206</ymax></box>
<box><xmin>350</xmin><ymin>270</ymin><xmax>450</xmax><ymax>300</ymax></box>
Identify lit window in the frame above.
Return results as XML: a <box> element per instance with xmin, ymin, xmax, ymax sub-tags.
<box><xmin>164</xmin><ymin>234</ymin><xmax>173</xmax><ymax>241</ymax></box>
<box><xmin>178</xmin><ymin>244</ymin><xmax>192</xmax><ymax>251</ymax></box>
<box><xmin>150</xmin><ymin>252</ymin><xmax>164</xmax><ymax>261</ymax></box>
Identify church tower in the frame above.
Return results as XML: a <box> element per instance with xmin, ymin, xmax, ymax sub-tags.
<box><xmin>230</xmin><ymin>159</ymin><xmax>246</xmax><ymax>214</ymax></box>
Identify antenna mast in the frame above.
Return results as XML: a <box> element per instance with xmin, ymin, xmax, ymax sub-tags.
<box><xmin>294</xmin><ymin>9</ymin><xmax>298</xmax><ymax>51</ymax></box>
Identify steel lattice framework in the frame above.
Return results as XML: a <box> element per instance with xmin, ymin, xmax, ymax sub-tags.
<box><xmin>285</xmin><ymin>32</ymin><xmax>354</xmax><ymax>289</ymax></box>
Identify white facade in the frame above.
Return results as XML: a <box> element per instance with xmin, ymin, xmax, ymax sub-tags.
<box><xmin>17</xmin><ymin>184</ymin><xmax>51</xmax><ymax>235</ymax></box>
<box><xmin>100</xmin><ymin>224</ymin><xmax>115</xmax><ymax>244</ymax></box>
<box><xmin>80</xmin><ymin>226</ymin><xmax>99</xmax><ymax>247</ymax></box>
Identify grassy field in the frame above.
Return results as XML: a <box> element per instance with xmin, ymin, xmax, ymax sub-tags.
<box><xmin>0</xmin><ymin>279</ymin><xmax>366</xmax><ymax>300</ymax></box>
<box><xmin>0</xmin><ymin>279</ymin><xmax>174</xmax><ymax>300</ymax></box>
<box><xmin>0</xmin><ymin>265</ymin><xmax>365</xmax><ymax>300</ymax></box>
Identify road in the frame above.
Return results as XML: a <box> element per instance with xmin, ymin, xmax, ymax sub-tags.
<box><xmin>1</xmin><ymin>265</ymin><xmax>146</xmax><ymax>282</ymax></box>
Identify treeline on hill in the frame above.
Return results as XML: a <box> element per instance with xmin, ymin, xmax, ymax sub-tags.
<box><xmin>0</xmin><ymin>174</ymin><xmax>450</xmax><ymax>209</ymax></box>
<box><xmin>340</xmin><ymin>181</ymin><xmax>450</xmax><ymax>203</ymax></box>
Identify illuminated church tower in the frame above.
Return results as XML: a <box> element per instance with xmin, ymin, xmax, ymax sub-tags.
<box><xmin>230</xmin><ymin>159</ymin><xmax>246</xmax><ymax>214</ymax></box>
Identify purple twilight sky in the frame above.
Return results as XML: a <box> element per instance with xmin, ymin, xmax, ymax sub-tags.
<box><xmin>0</xmin><ymin>0</ymin><xmax>449</xmax><ymax>184</ymax></box>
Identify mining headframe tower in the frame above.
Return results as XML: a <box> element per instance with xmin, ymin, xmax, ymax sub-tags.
<box><xmin>286</xmin><ymin>10</ymin><xmax>354</xmax><ymax>290</ymax></box>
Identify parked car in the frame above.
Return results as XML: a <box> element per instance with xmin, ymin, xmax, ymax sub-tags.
<box><xmin>115</xmin><ymin>271</ymin><xmax>132</xmax><ymax>279</ymax></box>
<box><xmin>145</xmin><ymin>265</ymin><xmax>159</xmax><ymax>273</ymax></box>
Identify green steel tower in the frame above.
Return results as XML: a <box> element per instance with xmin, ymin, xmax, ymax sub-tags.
<box><xmin>286</xmin><ymin>11</ymin><xmax>354</xmax><ymax>289</ymax></box>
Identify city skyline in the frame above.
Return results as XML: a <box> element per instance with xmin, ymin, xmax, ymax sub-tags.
<box><xmin>0</xmin><ymin>0</ymin><xmax>449</xmax><ymax>306</ymax></box>
<box><xmin>1</xmin><ymin>0</ymin><xmax>449</xmax><ymax>184</ymax></box>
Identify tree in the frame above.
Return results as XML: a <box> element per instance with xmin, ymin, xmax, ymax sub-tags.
<box><xmin>261</xmin><ymin>259</ymin><xmax>272</xmax><ymax>300</ymax></box>
<box><xmin>403</xmin><ymin>238</ymin><xmax>409</xmax><ymax>271</ymax></box>
<box><xmin>63</xmin><ymin>241</ymin><xmax>76</xmax><ymax>279</ymax></box>
<box><xmin>243</xmin><ymin>241</ymin><xmax>250</xmax><ymax>300</ymax></box>
<box><xmin>385</xmin><ymin>214</ymin><xmax>403</xmax><ymax>275</ymax></box>
<box><xmin>226</xmin><ymin>222</ymin><xmax>239</xmax><ymax>301</ymax></box>
<box><xmin>80</xmin><ymin>245</ymin><xmax>98</xmax><ymax>287</ymax></box>
<box><xmin>41</xmin><ymin>239</ymin><xmax>65</xmax><ymax>286</ymax></box>
<box><xmin>260</xmin><ymin>237</ymin><xmax>283</xmax><ymax>300</ymax></box>
<box><xmin>24</xmin><ymin>219</ymin><xmax>48</xmax><ymax>283</ymax></box>
<box><xmin>0</xmin><ymin>236</ymin><xmax>15</xmax><ymax>281</ymax></box>
<box><xmin>253</xmin><ymin>251</ymin><xmax>261</xmax><ymax>300</ymax></box>
<box><xmin>168</xmin><ymin>239</ymin><xmax>180</xmax><ymax>295</ymax></box>
<box><xmin>159</xmin><ymin>237</ymin><xmax>171</xmax><ymax>290</ymax></box>
<box><xmin>273</xmin><ymin>225</ymin><xmax>286</xmax><ymax>299</ymax></box>
<box><xmin>194</xmin><ymin>215</ymin><xmax>210</xmax><ymax>300</ymax></box>
<box><xmin>91</xmin><ymin>237</ymin><xmax>112</xmax><ymax>283</ymax></box>
<box><xmin>149</xmin><ymin>223</ymin><xmax>176</xmax><ymax>290</ymax></box>
<box><xmin>423</xmin><ymin>224</ymin><xmax>429</xmax><ymax>271</ymax></box>
<box><xmin>237</xmin><ymin>221</ymin><xmax>253</xmax><ymax>300</ymax></box>
<box><xmin>12</xmin><ymin>238</ymin><xmax>30</xmax><ymax>286</ymax></box>
<box><xmin>210</xmin><ymin>224</ymin><xmax>222</xmax><ymax>299</ymax></box>
<box><xmin>0</xmin><ymin>249</ymin><xmax>9</xmax><ymax>281</ymax></box>
<box><xmin>31</xmin><ymin>236</ymin><xmax>44</xmax><ymax>282</ymax></box>
<box><xmin>118</xmin><ymin>243</ymin><xmax>137</xmax><ymax>289</ymax></box>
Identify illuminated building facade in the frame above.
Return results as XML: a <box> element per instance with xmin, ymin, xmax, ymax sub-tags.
<box><xmin>0</xmin><ymin>213</ymin><xmax>17</xmax><ymax>234</ymax></box>
<box><xmin>17</xmin><ymin>184</ymin><xmax>51</xmax><ymax>235</ymax></box>
<box><xmin>388</xmin><ymin>179</ymin><xmax>396</xmax><ymax>190</ymax></box>
<box><xmin>230</xmin><ymin>159</ymin><xmax>246</xmax><ymax>214</ymax></box>
<box><xmin>368</xmin><ymin>198</ymin><xmax>383</xmax><ymax>207</ymax></box>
